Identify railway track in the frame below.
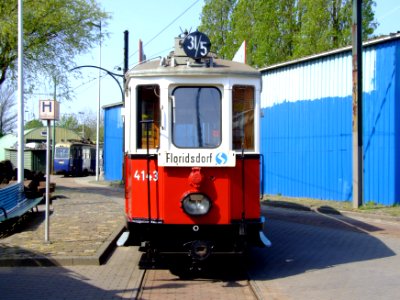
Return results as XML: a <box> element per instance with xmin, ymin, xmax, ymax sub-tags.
<box><xmin>134</xmin><ymin>254</ymin><xmax>261</xmax><ymax>299</ymax></box>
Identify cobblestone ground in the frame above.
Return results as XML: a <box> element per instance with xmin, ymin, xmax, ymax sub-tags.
<box><xmin>0</xmin><ymin>246</ymin><xmax>143</xmax><ymax>300</ymax></box>
<box><xmin>139</xmin><ymin>269</ymin><xmax>255</xmax><ymax>300</ymax></box>
<box><xmin>247</xmin><ymin>206</ymin><xmax>400</xmax><ymax>300</ymax></box>
<box><xmin>2</xmin><ymin>176</ymin><xmax>400</xmax><ymax>299</ymax></box>
<box><xmin>0</xmin><ymin>176</ymin><xmax>125</xmax><ymax>263</ymax></box>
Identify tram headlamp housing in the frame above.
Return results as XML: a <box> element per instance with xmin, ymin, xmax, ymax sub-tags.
<box><xmin>181</xmin><ymin>193</ymin><xmax>211</xmax><ymax>216</ymax></box>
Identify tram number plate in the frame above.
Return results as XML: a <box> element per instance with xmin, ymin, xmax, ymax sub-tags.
<box><xmin>134</xmin><ymin>170</ymin><xmax>159</xmax><ymax>182</ymax></box>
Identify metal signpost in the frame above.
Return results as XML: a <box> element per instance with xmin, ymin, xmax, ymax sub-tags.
<box><xmin>39</xmin><ymin>100</ymin><xmax>60</xmax><ymax>242</ymax></box>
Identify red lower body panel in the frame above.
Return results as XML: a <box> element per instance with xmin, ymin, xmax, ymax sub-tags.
<box><xmin>124</xmin><ymin>154</ymin><xmax>266</xmax><ymax>254</ymax></box>
<box><xmin>124</xmin><ymin>154</ymin><xmax>261</xmax><ymax>225</ymax></box>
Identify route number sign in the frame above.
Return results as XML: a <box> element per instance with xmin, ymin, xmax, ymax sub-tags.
<box><xmin>182</xmin><ymin>31</ymin><xmax>211</xmax><ymax>59</ymax></box>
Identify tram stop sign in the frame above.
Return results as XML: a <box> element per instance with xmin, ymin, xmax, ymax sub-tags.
<box><xmin>39</xmin><ymin>99</ymin><xmax>60</xmax><ymax>120</ymax></box>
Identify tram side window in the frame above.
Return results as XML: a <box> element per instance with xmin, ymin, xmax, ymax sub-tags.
<box><xmin>232</xmin><ymin>85</ymin><xmax>254</xmax><ymax>150</ymax></box>
<box><xmin>70</xmin><ymin>147</ymin><xmax>77</xmax><ymax>159</ymax></box>
<box><xmin>137</xmin><ymin>85</ymin><xmax>160</xmax><ymax>149</ymax></box>
<box><xmin>83</xmin><ymin>148</ymin><xmax>89</xmax><ymax>159</ymax></box>
<box><xmin>172</xmin><ymin>87</ymin><xmax>221</xmax><ymax>148</ymax></box>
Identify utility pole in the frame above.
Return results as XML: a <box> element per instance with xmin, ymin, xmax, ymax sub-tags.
<box><xmin>52</xmin><ymin>76</ymin><xmax>57</xmax><ymax>174</ymax></box>
<box><xmin>352</xmin><ymin>0</ymin><xmax>363</xmax><ymax>208</ymax></box>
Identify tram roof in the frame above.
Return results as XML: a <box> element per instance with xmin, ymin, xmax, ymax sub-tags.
<box><xmin>126</xmin><ymin>57</ymin><xmax>261</xmax><ymax>79</ymax></box>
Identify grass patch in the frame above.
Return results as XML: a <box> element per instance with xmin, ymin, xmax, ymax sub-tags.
<box><xmin>358</xmin><ymin>202</ymin><xmax>400</xmax><ymax>217</ymax></box>
<box><xmin>262</xmin><ymin>195</ymin><xmax>400</xmax><ymax>218</ymax></box>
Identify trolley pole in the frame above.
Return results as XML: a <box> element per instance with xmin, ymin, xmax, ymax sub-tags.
<box><xmin>352</xmin><ymin>0</ymin><xmax>363</xmax><ymax>208</ymax></box>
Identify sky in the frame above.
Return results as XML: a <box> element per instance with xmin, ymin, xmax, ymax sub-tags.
<box><xmin>29</xmin><ymin>0</ymin><xmax>205</xmax><ymax>119</ymax></box>
<box><xmin>28</xmin><ymin>0</ymin><xmax>400</xmax><ymax>120</ymax></box>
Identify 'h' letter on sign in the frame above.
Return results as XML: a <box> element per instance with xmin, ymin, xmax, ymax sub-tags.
<box><xmin>39</xmin><ymin>100</ymin><xmax>60</xmax><ymax>120</ymax></box>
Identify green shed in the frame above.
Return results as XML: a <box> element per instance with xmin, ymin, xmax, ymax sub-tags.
<box><xmin>5</xmin><ymin>149</ymin><xmax>47</xmax><ymax>173</ymax></box>
<box><xmin>0</xmin><ymin>127</ymin><xmax>81</xmax><ymax>172</ymax></box>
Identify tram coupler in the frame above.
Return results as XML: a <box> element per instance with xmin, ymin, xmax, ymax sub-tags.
<box><xmin>184</xmin><ymin>240</ymin><xmax>213</xmax><ymax>261</ymax></box>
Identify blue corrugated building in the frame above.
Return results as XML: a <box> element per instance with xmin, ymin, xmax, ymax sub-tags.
<box><xmin>260</xmin><ymin>34</ymin><xmax>399</xmax><ymax>206</ymax></box>
<box><xmin>103</xmin><ymin>102</ymin><xmax>124</xmax><ymax>181</ymax></box>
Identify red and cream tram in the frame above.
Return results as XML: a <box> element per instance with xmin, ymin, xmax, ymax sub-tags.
<box><xmin>124</xmin><ymin>31</ymin><xmax>270</xmax><ymax>262</ymax></box>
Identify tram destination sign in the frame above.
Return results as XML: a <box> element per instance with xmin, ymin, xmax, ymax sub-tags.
<box><xmin>158</xmin><ymin>150</ymin><xmax>236</xmax><ymax>167</ymax></box>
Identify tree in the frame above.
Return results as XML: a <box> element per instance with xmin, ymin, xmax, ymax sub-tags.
<box><xmin>226</xmin><ymin>0</ymin><xmax>286</xmax><ymax>67</ymax></box>
<box><xmin>292</xmin><ymin>0</ymin><xmax>377</xmax><ymax>58</ymax></box>
<box><xmin>224</xmin><ymin>0</ymin><xmax>259</xmax><ymax>65</ymax></box>
<box><xmin>198</xmin><ymin>0</ymin><xmax>235</xmax><ymax>59</ymax></box>
<box><xmin>81</xmin><ymin>110</ymin><xmax>104</xmax><ymax>143</ymax></box>
<box><xmin>56</xmin><ymin>110</ymin><xmax>103</xmax><ymax>142</ymax></box>
<box><xmin>0</xmin><ymin>83</ymin><xmax>17</xmax><ymax>137</ymax></box>
<box><xmin>57</xmin><ymin>114</ymin><xmax>80</xmax><ymax>133</ymax></box>
<box><xmin>0</xmin><ymin>0</ymin><xmax>109</xmax><ymax>97</ymax></box>
<box><xmin>24</xmin><ymin>119</ymin><xmax>43</xmax><ymax>130</ymax></box>
<box><xmin>199</xmin><ymin>0</ymin><xmax>377</xmax><ymax>67</ymax></box>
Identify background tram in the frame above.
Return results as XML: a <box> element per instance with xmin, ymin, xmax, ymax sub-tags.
<box><xmin>54</xmin><ymin>141</ymin><xmax>96</xmax><ymax>176</ymax></box>
<box><xmin>124</xmin><ymin>31</ymin><xmax>270</xmax><ymax>262</ymax></box>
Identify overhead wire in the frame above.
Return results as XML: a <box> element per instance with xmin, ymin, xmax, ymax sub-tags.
<box><xmin>71</xmin><ymin>69</ymin><xmax>116</xmax><ymax>95</ymax></box>
<box><xmin>126</xmin><ymin>0</ymin><xmax>200</xmax><ymax>68</ymax></box>
<box><xmin>69</xmin><ymin>0</ymin><xmax>201</xmax><ymax>96</ymax></box>
<box><xmin>379</xmin><ymin>5</ymin><xmax>400</xmax><ymax>20</ymax></box>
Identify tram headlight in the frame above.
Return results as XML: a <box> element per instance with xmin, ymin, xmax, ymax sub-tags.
<box><xmin>181</xmin><ymin>193</ymin><xmax>211</xmax><ymax>216</ymax></box>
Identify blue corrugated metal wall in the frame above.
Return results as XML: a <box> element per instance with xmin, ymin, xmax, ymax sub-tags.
<box><xmin>260</xmin><ymin>37</ymin><xmax>399</xmax><ymax>205</ymax></box>
<box><xmin>104</xmin><ymin>104</ymin><xmax>123</xmax><ymax>181</ymax></box>
<box><xmin>363</xmin><ymin>41</ymin><xmax>399</xmax><ymax>205</ymax></box>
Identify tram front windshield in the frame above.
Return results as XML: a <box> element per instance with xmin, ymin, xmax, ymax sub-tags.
<box><xmin>172</xmin><ymin>87</ymin><xmax>221</xmax><ymax>148</ymax></box>
<box><xmin>55</xmin><ymin>147</ymin><xmax>69</xmax><ymax>159</ymax></box>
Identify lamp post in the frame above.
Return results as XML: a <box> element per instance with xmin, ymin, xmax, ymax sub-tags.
<box><xmin>17</xmin><ymin>0</ymin><xmax>24</xmax><ymax>184</ymax></box>
<box><xmin>78</xmin><ymin>112</ymin><xmax>85</xmax><ymax>139</ymax></box>
<box><xmin>91</xmin><ymin>21</ymin><xmax>102</xmax><ymax>181</ymax></box>
<box><xmin>97</xmin><ymin>21</ymin><xmax>101</xmax><ymax>181</ymax></box>
<box><xmin>69</xmin><ymin>29</ymin><xmax>128</xmax><ymax>182</ymax></box>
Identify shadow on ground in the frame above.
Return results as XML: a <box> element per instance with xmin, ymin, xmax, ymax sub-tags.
<box><xmin>140</xmin><ymin>252</ymin><xmax>249</xmax><ymax>281</ymax></box>
<box><xmin>0</xmin><ymin>246</ymin><xmax>135</xmax><ymax>299</ymax></box>
<box><xmin>247</xmin><ymin>203</ymin><xmax>396</xmax><ymax>280</ymax></box>
<box><xmin>0</xmin><ymin>210</ymin><xmax>52</xmax><ymax>239</ymax></box>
